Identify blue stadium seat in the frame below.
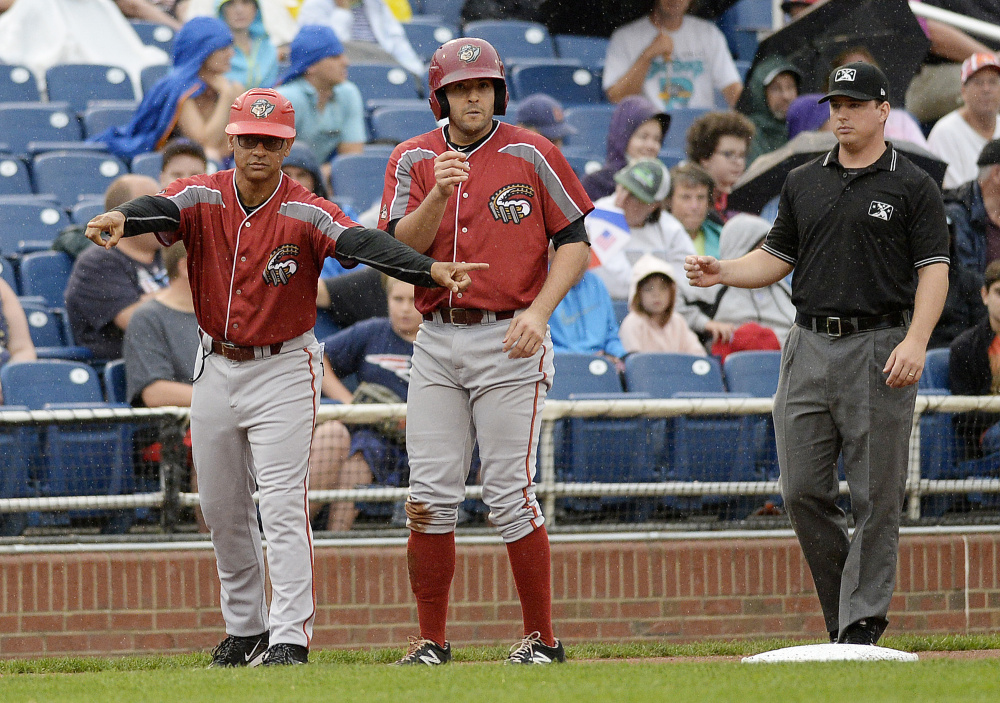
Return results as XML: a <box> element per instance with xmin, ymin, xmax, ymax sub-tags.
<box><xmin>130</xmin><ymin>151</ymin><xmax>163</xmax><ymax>180</ymax></box>
<box><xmin>350</xmin><ymin>63</ymin><xmax>423</xmax><ymax>105</ymax></box>
<box><xmin>403</xmin><ymin>17</ymin><xmax>457</xmax><ymax>62</ymax></box>
<box><xmin>0</xmin><ymin>360</ymin><xmax>136</xmax><ymax>532</ymax></box>
<box><xmin>329</xmin><ymin>152</ymin><xmax>390</xmax><ymax>213</ymax></box>
<box><xmin>45</xmin><ymin>64</ymin><xmax>137</xmax><ymax>113</ymax></box>
<box><xmin>723</xmin><ymin>350</ymin><xmax>783</xmax><ymax>489</ymax></box>
<box><xmin>0</xmin><ymin>200</ymin><xmax>71</xmax><ymax>256</ymax></box>
<box><xmin>550</xmin><ymin>352</ymin><xmax>623</xmax><ymax>399</ymax></box>
<box><xmin>19</xmin><ymin>298</ymin><xmax>92</xmax><ymax>361</ymax></box>
<box><xmin>464</xmin><ymin>20</ymin><xmax>555</xmax><ymax>62</ymax></box>
<box><xmin>140</xmin><ymin>64</ymin><xmax>171</xmax><ymax>97</ymax></box>
<box><xmin>0</xmin><ymin>64</ymin><xmax>41</xmax><ymax>102</ymax></box>
<box><xmin>130</xmin><ymin>20</ymin><xmax>176</xmax><ymax>55</ymax></box>
<box><xmin>0</xmin><ymin>257</ymin><xmax>17</xmax><ymax>293</ymax></box>
<box><xmin>563</xmin><ymin>104</ymin><xmax>615</xmax><ymax>154</ymax></box>
<box><xmin>0</xmin><ymin>404</ymin><xmax>33</xmax><ymax>536</ymax></box>
<box><xmin>660</xmin><ymin>107</ymin><xmax>710</xmax><ymax>153</ymax></box>
<box><xmin>32</xmin><ymin>151</ymin><xmax>128</xmax><ymax>208</ymax></box>
<box><xmin>82</xmin><ymin>101</ymin><xmax>138</xmax><ymax>140</ymax></box>
<box><xmin>612</xmin><ymin>299</ymin><xmax>629</xmax><ymax>324</ymax></box>
<box><xmin>370</xmin><ymin>105</ymin><xmax>440</xmax><ymax>143</ymax></box>
<box><xmin>0</xmin><ymin>154</ymin><xmax>32</xmax><ymax>196</ymax></box>
<box><xmin>561</xmin><ymin>152</ymin><xmax>603</xmax><ymax>181</ymax></box>
<box><xmin>553</xmin><ymin>34</ymin><xmax>609</xmax><ymax>72</ymax></box>
<box><xmin>921</xmin><ymin>347</ymin><xmax>951</xmax><ymax>392</ymax></box>
<box><xmin>103</xmin><ymin>358</ymin><xmax>128</xmax><ymax>404</ymax></box>
<box><xmin>0</xmin><ymin>103</ymin><xmax>82</xmax><ymax>155</ymax></box>
<box><xmin>412</xmin><ymin>0</ymin><xmax>463</xmax><ymax>26</ymax></box>
<box><xmin>18</xmin><ymin>250</ymin><xmax>74</xmax><ymax>310</ymax></box>
<box><xmin>71</xmin><ymin>198</ymin><xmax>107</xmax><ymax>225</ymax></box>
<box><xmin>508</xmin><ymin>63</ymin><xmax>603</xmax><ymax>105</ymax></box>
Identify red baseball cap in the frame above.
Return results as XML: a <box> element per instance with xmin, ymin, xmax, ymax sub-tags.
<box><xmin>225</xmin><ymin>88</ymin><xmax>296</xmax><ymax>139</ymax></box>
<box><xmin>961</xmin><ymin>52</ymin><xmax>1000</xmax><ymax>84</ymax></box>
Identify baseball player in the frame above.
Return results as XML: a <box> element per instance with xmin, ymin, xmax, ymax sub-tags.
<box><xmin>84</xmin><ymin>88</ymin><xmax>486</xmax><ymax>667</ymax></box>
<box><xmin>379</xmin><ymin>38</ymin><xmax>594</xmax><ymax>665</ymax></box>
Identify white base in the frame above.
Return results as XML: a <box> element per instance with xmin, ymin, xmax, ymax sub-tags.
<box><xmin>742</xmin><ymin>643</ymin><xmax>919</xmax><ymax>663</ymax></box>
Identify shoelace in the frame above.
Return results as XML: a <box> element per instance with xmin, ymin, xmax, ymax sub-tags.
<box><xmin>508</xmin><ymin>631</ymin><xmax>543</xmax><ymax>658</ymax></box>
<box><xmin>402</xmin><ymin>636</ymin><xmax>435</xmax><ymax>660</ymax></box>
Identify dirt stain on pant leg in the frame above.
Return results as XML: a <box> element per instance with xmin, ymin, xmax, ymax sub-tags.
<box><xmin>404</xmin><ymin>499</ymin><xmax>433</xmax><ymax>532</ymax></box>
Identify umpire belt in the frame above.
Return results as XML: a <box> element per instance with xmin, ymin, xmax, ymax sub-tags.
<box><xmin>210</xmin><ymin>339</ymin><xmax>283</xmax><ymax>362</ymax></box>
<box><xmin>795</xmin><ymin>310</ymin><xmax>911</xmax><ymax>338</ymax></box>
<box><xmin>423</xmin><ymin>307</ymin><xmax>517</xmax><ymax>325</ymax></box>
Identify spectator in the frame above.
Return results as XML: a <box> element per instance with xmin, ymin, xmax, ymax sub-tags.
<box><xmin>685</xmin><ymin>110</ymin><xmax>755</xmax><ymax>220</ymax></box>
<box><xmin>950</xmin><ymin>259</ymin><xmax>1000</xmax><ymax>460</ymax></box>
<box><xmin>183</xmin><ymin>0</ymin><xmax>299</xmax><ymax>52</ymax></box>
<box><xmin>65</xmin><ymin>175</ymin><xmax>168</xmax><ymax>361</ymax></box>
<box><xmin>618</xmin><ymin>253</ymin><xmax>704</xmax><ymax>355</ymax></box>
<box><xmin>276</xmin><ymin>24</ymin><xmax>366</xmax><ymax>166</ymax></box>
<box><xmin>743</xmin><ymin>57</ymin><xmax>801</xmax><ymax>164</ymax></box>
<box><xmin>667</xmin><ymin>162</ymin><xmax>721</xmax><ymax>258</ymax></box>
<box><xmin>216</xmin><ymin>0</ymin><xmax>279</xmax><ymax>88</ymax></box>
<box><xmin>116</xmin><ymin>0</ymin><xmax>183</xmax><ymax>28</ymax></box>
<box><xmin>297</xmin><ymin>0</ymin><xmax>424</xmax><ymax>76</ymax></box>
<box><xmin>927</xmin><ymin>53</ymin><xmax>1000</xmax><ymax>190</ymax></box>
<box><xmin>282</xmin><ymin>142</ymin><xmax>330</xmax><ymax>199</ymax></box>
<box><xmin>0</xmin><ymin>277</ymin><xmax>37</xmax><ymax>403</ymax></box>
<box><xmin>944</xmin><ymin>139</ymin><xmax>1000</xmax><ymax>278</ymax></box>
<box><xmin>316</xmin><ymin>267</ymin><xmax>387</xmax><ymax>328</ymax></box>
<box><xmin>603</xmin><ymin>0</ymin><xmax>742</xmax><ymax>109</ymax></box>
<box><xmin>581</xmin><ymin>95</ymin><xmax>670</xmax><ymax>201</ymax></box>
<box><xmin>159</xmin><ymin>138</ymin><xmax>209</xmax><ymax>187</ymax></box>
<box><xmin>786</xmin><ymin>93</ymin><xmax>831</xmax><ymax>138</ymax></box>
<box><xmin>515</xmin><ymin>94</ymin><xmax>577</xmax><ymax>149</ymax></box>
<box><xmin>92</xmin><ymin>16</ymin><xmax>243</xmax><ymax>161</ymax></box>
<box><xmin>548</xmin><ymin>268</ymin><xmax>627</xmax><ymax>367</ymax></box>
<box><xmin>312</xmin><ymin>276</ymin><xmax>419</xmax><ymax>531</ymax></box>
<box><xmin>706</xmin><ymin>213</ymin><xmax>795</xmax><ymax>346</ymax></box>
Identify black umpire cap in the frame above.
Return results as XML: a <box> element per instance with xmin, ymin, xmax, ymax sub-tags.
<box><xmin>819</xmin><ymin>62</ymin><xmax>890</xmax><ymax>104</ymax></box>
<box><xmin>977</xmin><ymin>139</ymin><xmax>1000</xmax><ymax>167</ymax></box>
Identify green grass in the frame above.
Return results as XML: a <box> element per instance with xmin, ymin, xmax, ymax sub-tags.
<box><xmin>2</xmin><ymin>637</ymin><xmax>999</xmax><ymax>703</ymax></box>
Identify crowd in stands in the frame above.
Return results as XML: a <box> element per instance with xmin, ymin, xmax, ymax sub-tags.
<box><xmin>4</xmin><ymin>0</ymin><xmax>1000</xmax><ymax>528</ymax></box>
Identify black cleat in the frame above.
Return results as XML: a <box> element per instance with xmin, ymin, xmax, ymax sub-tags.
<box><xmin>505</xmin><ymin>632</ymin><xmax>566</xmax><ymax>664</ymax></box>
<box><xmin>393</xmin><ymin>637</ymin><xmax>452</xmax><ymax>666</ymax></box>
<box><xmin>209</xmin><ymin>632</ymin><xmax>269</xmax><ymax>668</ymax></box>
<box><xmin>839</xmin><ymin>618</ymin><xmax>886</xmax><ymax>646</ymax></box>
<box><xmin>260</xmin><ymin>643</ymin><xmax>309</xmax><ymax>666</ymax></box>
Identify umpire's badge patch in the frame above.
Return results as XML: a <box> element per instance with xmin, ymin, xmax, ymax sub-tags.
<box><xmin>262</xmin><ymin>243</ymin><xmax>300</xmax><ymax>286</ymax></box>
<box><xmin>868</xmin><ymin>200</ymin><xmax>893</xmax><ymax>221</ymax></box>
<box><xmin>835</xmin><ymin>67</ymin><xmax>856</xmax><ymax>82</ymax></box>
<box><xmin>489</xmin><ymin>183</ymin><xmax>535</xmax><ymax>224</ymax></box>
<box><xmin>250</xmin><ymin>98</ymin><xmax>275</xmax><ymax>119</ymax></box>
<box><xmin>458</xmin><ymin>44</ymin><xmax>481</xmax><ymax>63</ymax></box>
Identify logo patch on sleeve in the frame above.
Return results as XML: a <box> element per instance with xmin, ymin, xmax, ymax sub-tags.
<box><xmin>868</xmin><ymin>201</ymin><xmax>893</xmax><ymax>221</ymax></box>
<box><xmin>262</xmin><ymin>243</ymin><xmax>300</xmax><ymax>285</ymax></box>
<box><xmin>488</xmin><ymin>184</ymin><xmax>535</xmax><ymax>224</ymax></box>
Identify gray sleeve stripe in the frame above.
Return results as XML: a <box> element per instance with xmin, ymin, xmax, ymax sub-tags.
<box><xmin>165</xmin><ymin>184</ymin><xmax>224</xmax><ymax>210</ymax></box>
<box><xmin>498</xmin><ymin>142</ymin><xmax>584</xmax><ymax>222</ymax></box>
<box><xmin>128</xmin><ymin>215</ymin><xmax>180</xmax><ymax>226</ymax></box>
<box><xmin>760</xmin><ymin>244</ymin><xmax>796</xmax><ymax>264</ymax></box>
<box><xmin>389</xmin><ymin>147</ymin><xmax>437</xmax><ymax>221</ymax></box>
<box><xmin>279</xmin><ymin>200</ymin><xmax>350</xmax><ymax>240</ymax></box>
<box><xmin>914</xmin><ymin>256</ymin><xmax>950</xmax><ymax>268</ymax></box>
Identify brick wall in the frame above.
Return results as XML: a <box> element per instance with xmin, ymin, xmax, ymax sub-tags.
<box><xmin>1</xmin><ymin>532</ymin><xmax>998</xmax><ymax>658</ymax></box>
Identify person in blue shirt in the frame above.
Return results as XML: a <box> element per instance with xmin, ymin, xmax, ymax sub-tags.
<box><xmin>276</xmin><ymin>24</ymin><xmax>366</xmax><ymax>168</ymax></box>
<box><xmin>549</xmin><ymin>266</ymin><xmax>627</xmax><ymax>370</ymax></box>
<box><xmin>216</xmin><ymin>0</ymin><xmax>279</xmax><ymax>88</ymax></box>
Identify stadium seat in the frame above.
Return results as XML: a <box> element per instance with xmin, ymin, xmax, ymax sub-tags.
<box><xmin>0</xmin><ymin>404</ymin><xmax>33</xmax><ymax>536</ymax></box>
<box><xmin>561</xmin><ymin>152</ymin><xmax>603</xmax><ymax>181</ymax></box>
<box><xmin>329</xmin><ymin>152</ymin><xmax>390</xmax><ymax>213</ymax></box>
<box><xmin>0</xmin><ymin>200</ymin><xmax>71</xmax><ymax>256</ymax></box>
<box><xmin>563</xmin><ymin>104</ymin><xmax>615</xmax><ymax>154</ymax></box>
<box><xmin>624</xmin><ymin>352</ymin><xmax>756</xmax><ymax>512</ymax></box>
<box><xmin>71</xmin><ymin>198</ymin><xmax>107</xmax><ymax>225</ymax></box>
<box><xmin>0</xmin><ymin>64</ymin><xmax>41</xmax><ymax>103</ymax></box>
<box><xmin>130</xmin><ymin>151</ymin><xmax>163</xmax><ymax>180</ymax></box>
<box><xmin>403</xmin><ymin>17</ymin><xmax>458</xmax><ymax>62</ymax></box>
<box><xmin>130</xmin><ymin>20</ymin><xmax>176</xmax><ymax>55</ymax></box>
<box><xmin>0</xmin><ymin>257</ymin><xmax>17</xmax><ymax>293</ymax></box>
<box><xmin>921</xmin><ymin>347</ymin><xmax>951</xmax><ymax>392</ymax></box>
<box><xmin>612</xmin><ymin>299</ymin><xmax>629</xmax><ymax>324</ymax></box>
<box><xmin>103</xmin><ymin>359</ymin><xmax>128</xmax><ymax>404</ymax></box>
<box><xmin>140</xmin><ymin>64</ymin><xmax>170</xmax><ymax>97</ymax></box>
<box><xmin>45</xmin><ymin>64</ymin><xmax>138</xmax><ymax>113</ymax></box>
<box><xmin>82</xmin><ymin>101</ymin><xmax>138</xmax><ymax>140</ymax></box>
<box><xmin>0</xmin><ymin>360</ymin><xmax>136</xmax><ymax>532</ymax></box>
<box><xmin>464</xmin><ymin>20</ymin><xmax>555</xmax><ymax>62</ymax></box>
<box><xmin>370</xmin><ymin>105</ymin><xmax>440</xmax><ymax>143</ymax></box>
<box><xmin>660</xmin><ymin>107</ymin><xmax>710</xmax><ymax>153</ymax></box>
<box><xmin>19</xmin><ymin>298</ymin><xmax>92</xmax><ymax>361</ymax></box>
<box><xmin>0</xmin><ymin>154</ymin><xmax>32</xmax><ymax>197</ymax></box>
<box><xmin>508</xmin><ymin>63</ymin><xmax>603</xmax><ymax>105</ymax></box>
<box><xmin>550</xmin><ymin>352</ymin><xmax>623</xmax><ymax>399</ymax></box>
<box><xmin>350</xmin><ymin>63</ymin><xmax>423</xmax><ymax>105</ymax></box>
<box><xmin>553</xmin><ymin>34</ymin><xmax>609</xmax><ymax>72</ymax></box>
<box><xmin>0</xmin><ymin>103</ymin><xmax>82</xmax><ymax>155</ymax></box>
<box><xmin>31</xmin><ymin>151</ymin><xmax>128</xmax><ymax>208</ymax></box>
<box><xmin>412</xmin><ymin>0</ymin><xmax>463</xmax><ymax>27</ymax></box>
<box><xmin>18</xmin><ymin>250</ymin><xmax>74</xmax><ymax>310</ymax></box>
<box><xmin>723</xmin><ymin>350</ymin><xmax>783</xmax><ymax>488</ymax></box>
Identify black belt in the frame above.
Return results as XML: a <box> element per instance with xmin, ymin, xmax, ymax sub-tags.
<box><xmin>211</xmin><ymin>339</ymin><xmax>283</xmax><ymax>361</ymax></box>
<box><xmin>795</xmin><ymin>311</ymin><xmax>910</xmax><ymax>337</ymax></box>
<box><xmin>423</xmin><ymin>308</ymin><xmax>517</xmax><ymax>325</ymax></box>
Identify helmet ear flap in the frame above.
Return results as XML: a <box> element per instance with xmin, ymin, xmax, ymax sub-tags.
<box><xmin>494</xmin><ymin>80</ymin><xmax>507</xmax><ymax>116</ymax></box>
<box><xmin>435</xmin><ymin>88</ymin><xmax>450</xmax><ymax>119</ymax></box>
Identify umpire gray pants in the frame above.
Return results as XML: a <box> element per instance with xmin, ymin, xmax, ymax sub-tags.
<box><xmin>773</xmin><ymin>324</ymin><xmax>916</xmax><ymax>638</ymax></box>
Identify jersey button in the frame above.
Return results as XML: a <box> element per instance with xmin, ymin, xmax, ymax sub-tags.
<box><xmin>245</xmin><ymin>222</ymin><xmax>251</xmax><ymax>228</ymax></box>
<box><xmin>241</xmin><ymin>256</ymin><xmax>246</xmax><ymax>262</ymax></box>
<box><xmin>462</xmin><ymin>227</ymin><xmax>468</xmax><ymax>233</ymax></box>
<box><xmin>236</xmin><ymin>289</ymin><xmax>241</xmax><ymax>295</ymax></box>
<box><xmin>232</xmin><ymin>323</ymin><xmax>238</xmax><ymax>329</ymax></box>
<box><xmin>462</xmin><ymin>193</ymin><xmax>468</xmax><ymax>198</ymax></box>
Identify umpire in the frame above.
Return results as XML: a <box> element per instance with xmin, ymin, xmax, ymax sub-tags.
<box><xmin>685</xmin><ymin>62</ymin><xmax>950</xmax><ymax>645</ymax></box>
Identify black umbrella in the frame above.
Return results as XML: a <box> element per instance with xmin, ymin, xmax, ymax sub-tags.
<box><xmin>728</xmin><ymin>131</ymin><xmax>948</xmax><ymax>214</ymax></box>
<box><xmin>539</xmin><ymin>0</ymin><xmax>742</xmax><ymax>38</ymax></box>
<box><xmin>736</xmin><ymin>0</ymin><xmax>930</xmax><ymax>109</ymax></box>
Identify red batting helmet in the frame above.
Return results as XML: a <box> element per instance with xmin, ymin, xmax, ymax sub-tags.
<box><xmin>225</xmin><ymin>88</ymin><xmax>296</xmax><ymax>139</ymax></box>
<box><xmin>428</xmin><ymin>37</ymin><xmax>508</xmax><ymax>120</ymax></box>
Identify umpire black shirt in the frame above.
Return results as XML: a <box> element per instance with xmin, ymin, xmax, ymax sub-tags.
<box><xmin>762</xmin><ymin>142</ymin><xmax>950</xmax><ymax>318</ymax></box>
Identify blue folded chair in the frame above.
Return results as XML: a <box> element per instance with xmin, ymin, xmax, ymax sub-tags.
<box><xmin>0</xmin><ymin>64</ymin><xmax>41</xmax><ymax>103</ymax></box>
<box><xmin>17</xmin><ymin>250</ymin><xmax>73</xmax><ymax>310</ymax></box>
<box><xmin>0</xmin><ymin>103</ymin><xmax>81</xmax><ymax>156</ymax></box>
<box><xmin>0</xmin><ymin>404</ymin><xmax>33</xmax><ymax>536</ymax></box>
<box><xmin>464</xmin><ymin>20</ymin><xmax>556</xmax><ymax>62</ymax></box>
<box><xmin>32</xmin><ymin>150</ymin><xmax>128</xmax><ymax>209</ymax></box>
<box><xmin>45</xmin><ymin>64</ymin><xmax>137</xmax><ymax>113</ymax></box>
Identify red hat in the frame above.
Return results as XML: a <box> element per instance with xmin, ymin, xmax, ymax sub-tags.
<box><xmin>711</xmin><ymin>322</ymin><xmax>781</xmax><ymax>363</ymax></box>
<box><xmin>961</xmin><ymin>52</ymin><xmax>1000</xmax><ymax>84</ymax></box>
<box><xmin>225</xmin><ymin>88</ymin><xmax>296</xmax><ymax>139</ymax></box>
<box><xmin>428</xmin><ymin>37</ymin><xmax>508</xmax><ymax>120</ymax></box>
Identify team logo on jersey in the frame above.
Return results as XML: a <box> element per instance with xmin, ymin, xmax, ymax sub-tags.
<box><xmin>250</xmin><ymin>98</ymin><xmax>275</xmax><ymax>119</ymax></box>
<box><xmin>489</xmin><ymin>184</ymin><xmax>535</xmax><ymax>224</ymax></box>
<box><xmin>380</xmin><ymin>202</ymin><xmax>388</xmax><ymax>221</ymax></box>
<box><xmin>458</xmin><ymin>44</ymin><xmax>481</xmax><ymax>63</ymax></box>
<box><xmin>868</xmin><ymin>200</ymin><xmax>893</xmax><ymax>221</ymax></box>
<box><xmin>262</xmin><ymin>243</ymin><xmax>300</xmax><ymax>285</ymax></box>
<box><xmin>365</xmin><ymin>353</ymin><xmax>411</xmax><ymax>382</ymax></box>
<box><xmin>835</xmin><ymin>67</ymin><xmax>856</xmax><ymax>83</ymax></box>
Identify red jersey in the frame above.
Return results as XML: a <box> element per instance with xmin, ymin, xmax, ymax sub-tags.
<box><xmin>378</xmin><ymin>121</ymin><xmax>594</xmax><ymax>314</ymax></box>
<box><xmin>157</xmin><ymin>170</ymin><xmax>357</xmax><ymax>346</ymax></box>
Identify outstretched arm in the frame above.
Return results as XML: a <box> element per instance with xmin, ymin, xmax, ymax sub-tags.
<box><xmin>684</xmin><ymin>249</ymin><xmax>793</xmax><ymax>289</ymax></box>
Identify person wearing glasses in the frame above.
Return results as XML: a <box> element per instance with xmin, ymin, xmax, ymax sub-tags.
<box><xmin>83</xmin><ymin>88</ymin><xmax>486</xmax><ymax>667</ymax></box>
<box><xmin>684</xmin><ymin>110</ymin><xmax>755</xmax><ymax>222</ymax></box>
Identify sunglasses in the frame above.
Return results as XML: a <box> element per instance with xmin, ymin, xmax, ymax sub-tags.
<box><xmin>236</xmin><ymin>135</ymin><xmax>286</xmax><ymax>151</ymax></box>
